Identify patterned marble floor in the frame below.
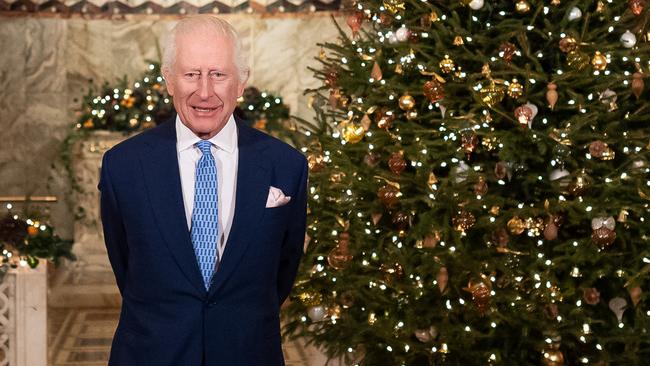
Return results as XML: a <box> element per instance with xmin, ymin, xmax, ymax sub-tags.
<box><xmin>47</xmin><ymin>308</ymin><xmax>322</xmax><ymax>366</ymax></box>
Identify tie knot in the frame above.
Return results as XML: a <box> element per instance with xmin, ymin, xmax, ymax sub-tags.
<box><xmin>196</xmin><ymin>140</ymin><xmax>212</xmax><ymax>155</ymax></box>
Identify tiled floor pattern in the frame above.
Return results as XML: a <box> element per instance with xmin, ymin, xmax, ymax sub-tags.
<box><xmin>48</xmin><ymin>308</ymin><xmax>315</xmax><ymax>366</ymax></box>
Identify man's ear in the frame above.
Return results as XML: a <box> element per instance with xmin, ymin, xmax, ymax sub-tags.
<box><xmin>237</xmin><ymin>70</ymin><xmax>250</xmax><ymax>97</ymax></box>
<box><xmin>162</xmin><ymin>67</ymin><xmax>174</xmax><ymax>96</ymax></box>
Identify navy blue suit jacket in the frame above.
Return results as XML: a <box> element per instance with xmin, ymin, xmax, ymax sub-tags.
<box><xmin>99</xmin><ymin>116</ymin><xmax>308</xmax><ymax>366</ymax></box>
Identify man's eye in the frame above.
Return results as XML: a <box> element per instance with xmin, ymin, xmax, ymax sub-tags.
<box><xmin>185</xmin><ymin>72</ymin><xmax>199</xmax><ymax>78</ymax></box>
<box><xmin>210</xmin><ymin>72</ymin><xmax>225</xmax><ymax>79</ymax></box>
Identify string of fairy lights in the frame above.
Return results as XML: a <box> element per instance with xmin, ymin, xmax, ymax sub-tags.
<box><xmin>289</xmin><ymin>0</ymin><xmax>650</xmax><ymax>364</ymax></box>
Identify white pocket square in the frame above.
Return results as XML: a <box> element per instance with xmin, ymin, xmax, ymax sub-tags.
<box><xmin>266</xmin><ymin>186</ymin><xmax>291</xmax><ymax>208</ymax></box>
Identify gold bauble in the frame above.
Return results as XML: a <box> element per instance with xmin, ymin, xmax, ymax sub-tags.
<box><xmin>566</xmin><ymin>50</ymin><xmax>589</xmax><ymax>71</ymax></box>
<box><xmin>542</xmin><ymin>348</ymin><xmax>565</xmax><ymax>366</ymax></box>
<box><xmin>383</xmin><ymin>0</ymin><xmax>405</xmax><ymax>13</ymax></box>
<box><xmin>558</xmin><ymin>36</ymin><xmax>577</xmax><ymax>53</ymax></box>
<box><xmin>453</xmin><ymin>35</ymin><xmax>464</xmax><ymax>46</ymax></box>
<box><xmin>591</xmin><ymin>51</ymin><xmax>608</xmax><ymax>71</ymax></box>
<box><xmin>341</xmin><ymin>122</ymin><xmax>365</xmax><ymax>144</ymax></box>
<box><xmin>439</xmin><ymin>55</ymin><xmax>455</xmax><ymax>73</ymax></box>
<box><xmin>478</xmin><ymin>81</ymin><xmax>506</xmax><ymax>107</ymax></box>
<box><xmin>507</xmin><ymin>216</ymin><xmax>526</xmax><ymax>235</ymax></box>
<box><xmin>515</xmin><ymin>0</ymin><xmax>531</xmax><ymax>13</ymax></box>
<box><xmin>298</xmin><ymin>290</ymin><xmax>323</xmax><ymax>306</ymax></box>
<box><xmin>398</xmin><ymin>94</ymin><xmax>416</xmax><ymax>110</ymax></box>
<box><xmin>406</xmin><ymin>109</ymin><xmax>418</xmax><ymax>120</ymax></box>
<box><xmin>507</xmin><ymin>79</ymin><xmax>524</xmax><ymax>98</ymax></box>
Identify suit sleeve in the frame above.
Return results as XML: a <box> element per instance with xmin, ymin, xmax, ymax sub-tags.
<box><xmin>99</xmin><ymin>152</ymin><xmax>128</xmax><ymax>295</ymax></box>
<box><xmin>277</xmin><ymin>157</ymin><xmax>308</xmax><ymax>305</ymax></box>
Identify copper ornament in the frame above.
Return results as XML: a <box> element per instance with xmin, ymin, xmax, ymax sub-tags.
<box><xmin>462</xmin><ymin>133</ymin><xmax>479</xmax><ymax>158</ymax></box>
<box><xmin>515</xmin><ymin>0</ymin><xmax>530</xmax><ymax>13</ymax></box>
<box><xmin>327</xmin><ymin>232</ymin><xmax>353</xmax><ymax>269</ymax></box>
<box><xmin>371</xmin><ymin>61</ymin><xmax>383</xmax><ymax>81</ymax></box>
<box><xmin>592</xmin><ymin>227</ymin><xmax>616</xmax><ymax>248</ymax></box>
<box><xmin>494</xmin><ymin>161</ymin><xmax>508</xmax><ymax>180</ymax></box>
<box><xmin>632</xmin><ymin>72</ymin><xmax>644</xmax><ymax>99</ymax></box>
<box><xmin>391</xmin><ymin>211</ymin><xmax>411</xmax><ymax>230</ymax></box>
<box><xmin>325</xmin><ymin>67</ymin><xmax>338</xmax><ymax>88</ymax></box>
<box><xmin>514</xmin><ymin>104</ymin><xmax>534</xmax><ymax>127</ymax></box>
<box><xmin>364</xmin><ymin>152</ymin><xmax>381</xmax><ymax>167</ymax></box>
<box><xmin>378</xmin><ymin>185</ymin><xmax>400</xmax><ymax>207</ymax></box>
<box><xmin>452</xmin><ymin>211</ymin><xmax>476</xmax><ymax>232</ymax></box>
<box><xmin>629</xmin><ymin>0</ymin><xmax>644</xmax><ymax>15</ymax></box>
<box><xmin>499</xmin><ymin>42</ymin><xmax>517</xmax><ymax>62</ymax></box>
<box><xmin>398</xmin><ymin>94</ymin><xmax>416</xmax><ymax>110</ymax></box>
<box><xmin>589</xmin><ymin>140</ymin><xmax>615</xmax><ymax>160</ymax></box>
<box><xmin>544</xmin><ymin>220</ymin><xmax>559</xmax><ymax>241</ymax></box>
<box><xmin>583</xmin><ymin>287</ymin><xmax>601</xmax><ymax>305</ymax></box>
<box><xmin>346</xmin><ymin>12</ymin><xmax>363</xmax><ymax>36</ymax></box>
<box><xmin>437</xmin><ymin>267</ymin><xmax>448</xmax><ymax>292</ymax></box>
<box><xmin>492</xmin><ymin>228</ymin><xmax>510</xmax><ymax>247</ymax></box>
<box><xmin>546</xmin><ymin>83</ymin><xmax>558</xmax><ymax>109</ymax></box>
<box><xmin>375</xmin><ymin>107</ymin><xmax>395</xmax><ymax>129</ymax></box>
<box><xmin>388</xmin><ymin>152</ymin><xmax>407</xmax><ymax>175</ymax></box>
<box><xmin>465</xmin><ymin>279</ymin><xmax>491</xmax><ymax>314</ymax></box>
<box><xmin>629</xmin><ymin>286</ymin><xmax>642</xmax><ymax>306</ymax></box>
<box><xmin>542</xmin><ymin>348</ymin><xmax>565</xmax><ymax>366</ymax></box>
<box><xmin>307</xmin><ymin>153</ymin><xmax>325</xmax><ymax>172</ymax></box>
<box><xmin>559</xmin><ymin>37</ymin><xmax>577</xmax><ymax>53</ymax></box>
<box><xmin>423</xmin><ymin>79</ymin><xmax>445</xmax><ymax>103</ymax></box>
<box><xmin>474</xmin><ymin>176</ymin><xmax>488</xmax><ymax>195</ymax></box>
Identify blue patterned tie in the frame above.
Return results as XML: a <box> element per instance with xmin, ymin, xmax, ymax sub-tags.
<box><xmin>191</xmin><ymin>140</ymin><xmax>219</xmax><ymax>290</ymax></box>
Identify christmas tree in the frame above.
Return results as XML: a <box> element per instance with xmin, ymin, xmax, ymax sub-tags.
<box><xmin>284</xmin><ymin>1</ymin><xmax>650</xmax><ymax>365</ymax></box>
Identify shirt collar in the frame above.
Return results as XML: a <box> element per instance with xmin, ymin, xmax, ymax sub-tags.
<box><xmin>175</xmin><ymin>114</ymin><xmax>237</xmax><ymax>154</ymax></box>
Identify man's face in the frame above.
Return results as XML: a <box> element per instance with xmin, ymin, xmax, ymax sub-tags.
<box><xmin>164</xmin><ymin>30</ymin><xmax>247</xmax><ymax>139</ymax></box>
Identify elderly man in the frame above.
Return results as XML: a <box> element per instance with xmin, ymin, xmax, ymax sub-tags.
<box><xmin>99</xmin><ymin>15</ymin><xmax>308</xmax><ymax>366</ymax></box>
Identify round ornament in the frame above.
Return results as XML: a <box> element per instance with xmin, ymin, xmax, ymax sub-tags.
<box><xmin>568</xmin><ymin>6</ymin><xmax>582</xmax><ymax>20</ymax></box>
<box><xmin>492</xmin><ymin>228</ymin><xmax>509</xmax><ymax>247</ymax></box>
<box><xmin>398</xmin><ymin>94</ymin><xmax>415</xmax><ymax>110</ymax></box>
<box><xmin>568</xmin><ymin>171</ymin><xmax>591</xmax><ymax>196</ymax></box>
<box><xmin>543</xmin><ymin>220</ymin><xmax>559</xmax><ymax>240</ymax></box>
<box><xmin>591</xmin><ymin>51</ymin><xmax>608</xmax><ymax>71</ymax></box>
<box><xmin>494</xmin><ymin>161</ymin><xmax>509</xmax><ymax>180</ymax></box>
<box><xmin>406</xmin><ymin>109</ymin><xmax>418</xmax><ymax>120</ymax></box>
<box><xmin>469</xmin><ymin>0</ymin><xmax>484</xmax><ymax>10</ymax></box>
<box><xmin>473</xmin><ymin>176</ymin><xmax>488</xmax><ymax>195</ymax></box>
<box><xmin>621</xmin><ymin>30</ymin><xmax>637</xmax><ymax>48</ymax></box>
<box><xmin>452</xmin><ymin>211</ymin><xmax>476</xmax><ymax>232</ymax></box>
<box><xmin>462</xmin><ymin>133</ymin><xmax>479</xmax><ymax>157</ymax></box>
<box><xmin>414</xmin><ymin>329</ymin><xmax>432</xmax><ymax>342</ymax></box>
<box><xmin>465</xmin><ymin>279</ymin><xmax>491</xmax><ymax>314</ymax></box>
<box><xmin>391</xmin><ymin>211</ymin><xmax>411</xmax><ymax>230</ymax></box>
<box><xmin>395</xmin><ymin>26</ymin><xmax>410</xmax><ymax>42</ymax></box>
<box><xmin>378</xmin><ymin>185</ymin><xmax>400</xmax><ymax>207</ymax></box>
<box><xmin>515</xmin><ymin>0</ymin><xmax>530</xmax><ymax>13</ymax></box>
<box><xmin>514</xmin><ymin>104</ymin><xmax>534</xmax><ymax>127</ymax></box>
<box><xmin>423</xmin><ymin>79</ymin><xmax>445</xmax><ymax>103</ymax></box>
<box><xmin>567</xmin><ymin>50</ymin><xmax>589</xmax><ymax>71</ymax></box>
<box><xmin>507</xmin><ymin>79</ymin><xmax>524</xmax><ymax>98</ymax></box>
<box><xmin>499</xmin><ymin>42</ymin><xmax>517</xmax><ymax>62</ymax></box>
<box><xmin>542</xmin><ymin>348</ymin><xmax>565</xmax><ymax>366</ymax></box>
<box><xmin>375</xmin><ymin>107</ymin><xmax>395</xmax><ymax>129</ymax></box>
<box><xmin>589</xmin><ymin>140</ymin><xmax>615</xmax><ymax>160</ymax></box>
<box><xmin>388</xmin><ymin>152</ymin><xmax>407</xmax><ymax>175</ymax></box>
<box><xmin>341</xmin><ymin>122</ymin><xmax>365</xmax><ymax>144</ymax></box>
<box><xmin>308</xmin><ymin>305</ymin><xmax>327</xmax><ymax>322</ymax></box>
<box><xmin>591</xmin><ymin>216</ymin><xmax>616</xmax><ymax>248</ymax></box>
<box><xmin>364</xmin><ymin>152</ymin><xmax>381</xmax><ymax>167</ymax></box>
<box><xmin>27</xmin><ymin>225</ymin><xmax>38</xmax><ymax>236</ymax></box>
<box><xmin>583</xmin><ymin>287</ymin><xmax>601</xmax><ymax>305</ymax></box>
<box><xmin>559</xmin><ymin>37</ymin><xmax>577</xmax><ymax>53</ymax></box>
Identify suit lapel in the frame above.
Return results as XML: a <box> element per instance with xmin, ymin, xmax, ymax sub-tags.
<box><xmin>209</xmin><ymin>120</ymin><xmax>270</xmax><ymax>298</ymax></box>
<box><xmin>139</xmin><ymin>119</ymin><xmax>206</xmax><ymax>296</ymax></box>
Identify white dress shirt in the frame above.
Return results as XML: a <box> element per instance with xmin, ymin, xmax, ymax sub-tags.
<box><xmin>176</xmin><ymin>115</ymin><xmax>238</xmax><ymax>262</ymax></box>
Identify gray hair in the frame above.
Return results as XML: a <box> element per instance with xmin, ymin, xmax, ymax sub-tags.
<box><xmin>162</xmin><ymin>15</ymin><xmax>249</xmax><ymax>81</ymax></box>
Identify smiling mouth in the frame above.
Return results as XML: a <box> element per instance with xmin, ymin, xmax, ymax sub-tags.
<box><xmin>192</xmin><ymin>106</ymin><xmax>218</xmax><ymax>112</ymax></box>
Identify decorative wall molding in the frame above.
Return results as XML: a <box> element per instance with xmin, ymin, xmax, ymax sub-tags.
<box><xmin>0</xmin><ymin>0</ymin><xmax>344</xmax><ymax>16</ymax></box>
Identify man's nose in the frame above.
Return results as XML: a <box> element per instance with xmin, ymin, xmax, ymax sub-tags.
<box><xmin>198</xmin><ymin>76</ymin><xmax>211</xmax><ymax>99</ymax></box>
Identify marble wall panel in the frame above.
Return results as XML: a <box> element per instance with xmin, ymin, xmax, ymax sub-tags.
<box><xmin>0</xmin><ymin>14</ymin><xmax>340</xmax><ymax>239</ymax></box>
